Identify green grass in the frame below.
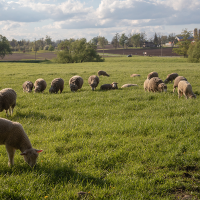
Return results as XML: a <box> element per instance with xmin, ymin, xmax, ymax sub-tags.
<box><xmin>0</xmin><ymin>56</ymin><xmax>200</xmax><ymax>199</ymax></box>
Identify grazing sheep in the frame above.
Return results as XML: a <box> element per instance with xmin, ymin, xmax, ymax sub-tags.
<box><xmin>98</xmin><ymin>70</ymin><xmax>110</xmax><ymax>77</ymax></box>
<box><xmin>0</xmin><ymin>88</ymin><xmax>17</xmax><ymax>117</ymax></box>
<box><xmin>164</xmin><ymin>73</ymin><xmax>179</xmax><ymax>84</ymax></box>
<box><xmin>147</xmin><ymin>72</ymin><xmax>158</xmax><ymax>80</ymax></box>
<box><xmin>69</xmin><ymin>76</ymin><xmax>84</xmax><ymax>92</ymax></box>
<box><xmin>121</xmin><ymin>84</ymin><xmax>138</xmax><ymax>88</ymax></box>
<box><xmin>130</xmin><ymin>74</ymin><xmax>140</xmax><ymax>78</ymax></box>
<box><xmin>144</xmin><ymin>79</ymin><xmax>150</xmax><ymax>91</ymax></box>
<box><xmin>34</xmin><ymin>78</ymin><xmax>47</xmax><ymax>93</ymax></box>
<box><xmin>178</xmin><ymin>81</ymin><xmax>196</xmax><ymax>99</ymax></box>
<box><xmin>173</xmin><ymin>76</ymin><xmax>187</xmax><ymax>93</ymax></box>
<box><xmin>49</xmin><ymin>78</ymin><xmax>64</xmax><ymax>94</ymax></box>
<box><xmin>148</xmin><ymin>77</ymin><xmax>167</xmax><ymax>92</ymax></box>
<box><xmin>88</xmin><ymin>75</ymin><xmax>99</xmax><ymax>91</ymax></box>
<box><xmin>22</xmin><ymin>81</ymin><xmax>34</xmax><ymax>93</ymax></box>
<box><xmin>0</xmin><ymin>118</ymin><xmax>43</xmax><ymax>167</ymax></box>
<box><xmin>100</xmin><ymin>82</ymin><xmax>118</xmax><ymax>90</ymax></box>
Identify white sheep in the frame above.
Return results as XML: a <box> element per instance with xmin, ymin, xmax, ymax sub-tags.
<box><xmin>164</xmin><ymin>73</ymin><xmax>179</xmax><ymax>84</ymax></box>
<box><xmin>148</xmin><ymin>77</ymin><xmax>167</xmax><ymax>92</ymax></box>
<box><xmin>98</xmin><ymin>70</ymin><xmax>110</xmax><ymax>77</ymax></box>
<box><xmin>130</xmin><ymin>74</ymin><xmax>140</xmax><ymax>78</ymax></box>
<box><xmin>69</xmin><ymin>76</ymin><xmax>84</xmax><ymax>92</ymax></box>
<box><xmin>147</xmin><ymin>72</ymin><xmax>158</xmax><ymax>80</ymax></box>
<box><xmin>88</xmin><ymin>75</ymin><xmax>99</xmax><ymax>91</ymax></box>
<box><xmin>144</xmin><ymin>79</ymin><xmax>150</xmax><ymax>91</ymax></box>
<box><xmin>0</xmin><ymin>88</ymin><xmax>17</xmax><ymax>117</ymax></box>
<box><xmin>121</xmin><ymin>84</ymin><xmax>138</xmax><ymax>88</ymax></box>
<box><xmin>22</xmin><ymin>81</ymin><xmax>34</xmax><ymax>93</ymax></box>
<box><xmin>178</xmin><ymin>81</ymin><xmax>196</xmax><ymax>99</ymax></box>
<box><xmin>173</xmin><ymin>76</ymin><xmax>187</xmax><ymax>92</ymax></box>
<box><xmin>34</xmin><ymin>78</ymin><xmax>47</xmax><ymax>93</ymax></box>
<box><xmin>0</xmin><ymin>118</ymin><xmax>43</xmax><ymax>167</ymax></box>
<box><xmin>100</xmin><ymin>82</ymin><xmax>118</xmax><ymax>90</ymax></box>
<box><xmin>49</xmin><ymin>78</ymin><xmax>64</xmax><ymax>94</ymax></box>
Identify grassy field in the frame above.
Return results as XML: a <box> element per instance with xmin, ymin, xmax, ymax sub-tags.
<box><xmin>0</xmin><ymin>56</ymin><xmax>200</xmax><ymax>199</ymax></box>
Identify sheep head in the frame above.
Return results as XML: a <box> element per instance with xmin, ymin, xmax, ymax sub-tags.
<box><xmin>21</xmin><ymin>148</ymin><xmax>43</xmax><ymax>167</ymax></box>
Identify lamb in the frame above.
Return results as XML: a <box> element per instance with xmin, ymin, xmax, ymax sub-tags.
<box><xmin>130</xmin><ymin>74</ymin><xmax>140</xmax><ymax>78</ymax></box>
<box><xmin>147</xmin><ymin>72</ymin><xmax>158</xmax><ymax>80</ymax></box>
<box><xmin>121</xmin><ymin>84</ymin><xmax>138</xmax><ymax>88</ymax></box>
<box><xmin>178</xmin><ymin>81</ymin><xmax>196</xmax><ymax>99</ymax></box>
<box><xmin>164</xmin><ymin>73</ymin><xmax>179</xmax><ymax>84</ymax></box>
<box><xmin>144</xmin><ymin>79</ymin><xmax>150</xmax><ymax>91</ymax></box>
<box><xmin>49</xmin><ymin>78</ymin><xmax>64</xmax><ymax>94</ymax></box>
<box><xmin>22</xmin><ymin>81</ymin><xmax>34</xmax><ymax>93</ymax></box>
<box><xmin>148</xmin><ymin>77</ymin><xmax>167</xmax><ymax>92</ymax></box>
<box><xmin>34</xmin><ymin>78</ymin><xmax>47</xmax><ymax>93</ymax></box>
<box><xmin>0</xmin><ymin>118</ymin><xmax>43</xmax><ymax>167</ymax></box>
<box><xmin>100</xmin><ymin>82</ymin><xmax>118</xmax><ymax>90</ymax></box>
<box><xmin>88</xmin><ymin>75</ymin><xmax>99</xmax><ymax>91</ymax></box>
<box><xmin>173</xmin><ymin>76</ymin><xmax>187</xmax><ymax>93</ymax></box>
<box><xmin>98</xmin><ymin>70</ymin><xmax>110</xmax><ymax>77</ymax></box>
<box><xmin>0</xmin><ymin>88</ymin><xmax>17</xmax><ymax>117</ymax></box>
<box><xmin>69</xmin><ymin>75</ymin><xmax>84</xmax><ymax>92</ymax></box>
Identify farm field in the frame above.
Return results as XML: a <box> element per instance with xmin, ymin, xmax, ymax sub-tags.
<box><xmin>0</xmin><ymin>56</ymin><xmax>200</xmax><ymax>199</ymax></box>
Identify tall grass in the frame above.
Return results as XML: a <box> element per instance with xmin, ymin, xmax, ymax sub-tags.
<box><xmin>0</xmin><ymin>56</ymin><xmax>200</xmax><ymax>199</ymax></box>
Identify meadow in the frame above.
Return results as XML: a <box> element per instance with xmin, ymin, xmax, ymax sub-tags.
<box><xmin>0</xmin><ymin>56</ymin><xmax>200</xmax><ymax>199</ymax></box>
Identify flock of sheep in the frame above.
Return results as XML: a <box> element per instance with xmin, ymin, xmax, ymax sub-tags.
<box><xmin>143</xmin><ymin>71</ymin><xmax>196</xmax><ymax>99</ymax></box>
<box><xmin>0</xmin><ymin>69</ymin><xmax>197</xmax><ymax>168</ymax></box>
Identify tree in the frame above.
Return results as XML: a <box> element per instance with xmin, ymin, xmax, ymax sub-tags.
<box><xmin>45</xmin><ymin>35</ymin><xmax>52</xmax><ymax>45</ymax></box>
<box><xmin>0</xmin><ymin>35</ymin><xmax>12</xmax><ymax>59</ymax></box>
<box><xmin>173</xmin><ymin>29</ymin><xmax>193</xmax><ymax>58</ymax></box>
<box><xmin>131</xmin><ymin>34</ymin><xmax>140</xmax><ymax>47</ymax></box>
<box><xmin>90</xmin><ymin>37</ymin><xmax>99</xmax><ymax>45</ymax></box>
<box><xmin>168</xmin><ymin>33</ymin><xmax>177</xmax><ymax>47</ymax></box>
<box><xmin>188</xmin><ymin>40</ymin><xmax>200</xmax><ymax>63</ymax></box>
<box><xmin>153</xmin><ymin>33</ymin><xmax>159</xmax><ymax>47</ymax></box>
<box><xmin>139</xmin><ymin>32</ymin><xmax>146</xmax><ymax>47</ymax></box>
<box><xmin>119</xmin><ymin>33</ymin><xmax>128</xmax><ymax>54</ymax></box>
<box><xmin>111</xmin><ymin>33</ymin><xmax>120</xmax><ymax>49</ymax></box>
<box><xmin>98</xmin><ymin>36</ymin><xmax>108</xmax><ymax>58</ymax></box>
<box><xmin>56</xmin><ymin>38</ymin><xmax>104</xmax><ymax>63</ymax></box>
<box><xmin>48</xmin><ymin>44</ymin><xmax>54</xmax><ymax>51</ymax></box>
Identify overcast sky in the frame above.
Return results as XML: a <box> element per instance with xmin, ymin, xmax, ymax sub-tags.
<box><xmin>0</xmin><ymin>0</ymin><xmax>200</xmax><ymax>42</ymax></box>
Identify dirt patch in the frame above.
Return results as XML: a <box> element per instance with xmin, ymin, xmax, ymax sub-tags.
<box><xmin>97</xmin><ymin>47</ymin><xmax>179</xmax><ymax>57</ymax></box>
<box><xmin>0</xmin><ymin>52</ymin><xmax>57</xmax><ymax>61</ymax></box>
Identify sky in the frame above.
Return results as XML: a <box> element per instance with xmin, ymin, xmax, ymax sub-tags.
<box><xmin>0</xmin><ymin>0</ymin><xmax>200</xmax><ymax>42</ymax></box>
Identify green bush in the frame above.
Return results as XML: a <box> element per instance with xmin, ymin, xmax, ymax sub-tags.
<box><xmin>188</xmin><ymin>40</ymin><xmax>200</xmax><ymax>63</ymax></box>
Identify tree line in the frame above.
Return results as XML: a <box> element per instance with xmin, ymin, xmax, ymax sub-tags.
<box><xmin>0</xmin><ymin>29</ymin><xmax>200</xmax><ymax>63</ymax></box>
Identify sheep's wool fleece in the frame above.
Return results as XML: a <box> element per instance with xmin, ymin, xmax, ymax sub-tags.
<box><xmin>0</xmin><ymin>88</ymin><xmax>16</xmax><ymax>111</ymax></box>
<box><xmin>0</xmin><ymin>118</ymin><xmax>32</xmax><ymax>151</ymax></box>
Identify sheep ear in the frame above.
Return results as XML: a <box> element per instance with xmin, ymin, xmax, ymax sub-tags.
<box><xmin>20</xmin><ymin>152</ymin><xmax>27</xmax><ymax>156</ymax></box>
<box><xmin>36</xmin><ymin>149</ymin><xmax>43</xmax><ymax>153</ymax></box>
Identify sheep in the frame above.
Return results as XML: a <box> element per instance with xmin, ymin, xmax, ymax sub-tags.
<box><xmin>49</xmin><ymin>78</ymin><xmax>64</xmax><ymax>94</ymax></box>
<box><xmin>144</xmin><ymin>79</ymin><xmax>150</xmax><ymax>91</ymax></box>
<box><xmin>88</xmin><ymin>75</ymin><xmax>99</xmax><ymax>91</ymax></box>
<box><xmin>69</xmin><ymin>75</ymin><xmax>84</xmax><ymax>92</ymax></box>
<box><xmin>100</xmin><ymin>82</ymin><xmax>118</xmax><ymax>90</ymax></box>
<box><xmin>148</xmin><ymin>77</ymin><xmax>167</xmax><ymax>92</ymax></box>
<box><xmin>178</xmin><ymin>81</ymin><xmax>196</xmax><ymax>99</ymax></box>
<box><xmin>173</xmin><ymin>76</ymin><xmax>187</xmax><ymax>93</ymax></box>
<box><xmin>98</xmin><ymin>70</ymin><xmax>110</xmax><ymax>77</ymax></box>
<box><xmin>130</xmin><ymin>74</ymin><xmax>140</xmax><ymax>78</ymax></box>
<box><xmin>121</xmin><ymin>84</ymin><xmax>138</xmax><ymax>88</ymax></box>
<box><xmin>147</xmin><ymin>72</ymin><xmax>158</xmax><ymax>80</ymax></box>
<box><xmin>22</xmin><ymin>81</ymin><xmax>34</xmax><ymax>93</ymax></box>
<box><xmin>34</xmin><ymin>78</ymin><xmax>47</xmax><ymax>93</ymax></box>
<box><xmin>164</xmin><ymin>73</ymin><xmax>179</xmax><ymax>84</ymax></box>
<box><xmin>0</xmin><ymin>118</ymin><xmax>43</xmax><ymax>167</ymax></box>
<box><xmin>0</xmin><ymin>88</ymin><xmax>17</xmax><ymax>117</ymax></box>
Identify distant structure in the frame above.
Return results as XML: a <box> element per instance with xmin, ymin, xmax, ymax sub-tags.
<box><xmin>193</xmin><ymin>28</ymin><xmax>200</xmax><ymax>40</ymax></box>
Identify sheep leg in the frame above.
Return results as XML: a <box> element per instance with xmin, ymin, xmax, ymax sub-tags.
<box><xmin>6</xmin><ymin>144</ymin><xmax>16</xmax><ymax>166</ymax></box>
<box><xmin>9</xmin><ymin>107</ymin><xmax>12</xmax><ymax>116</ymax></box>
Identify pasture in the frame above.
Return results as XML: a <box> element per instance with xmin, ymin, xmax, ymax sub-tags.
<box><xmin>0</xmin><ymin>56</ymin><xmax>200</xmax><ymax>199</ymax></box>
